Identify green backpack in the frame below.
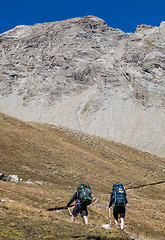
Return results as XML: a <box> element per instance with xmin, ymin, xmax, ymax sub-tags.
<box><xmin>77</xmin><ymin>184</ymin><xmax>92</xmax><ymax>206</ymax></box>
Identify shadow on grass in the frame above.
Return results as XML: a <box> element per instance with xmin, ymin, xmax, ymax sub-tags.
<box><xmin>47</xmin><ymin>205</ymin><xmax>74</xmax><ymax>211</ymax></box>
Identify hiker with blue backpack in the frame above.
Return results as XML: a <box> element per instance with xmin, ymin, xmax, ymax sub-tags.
<box><xmin>66</xmin><ymin>184</ymin><xmax>92</xmax><ymax>224</ymax></box>
<box><xmin>109</xmin><ymin>183</ymin><xmax>127</xmax><ymax>230</ymax></box>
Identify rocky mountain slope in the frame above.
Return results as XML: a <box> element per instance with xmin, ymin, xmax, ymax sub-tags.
<box><xmin>0</xmin><ymin>16</ymin><xmax>165</xmax><ymax>156</ymax></box>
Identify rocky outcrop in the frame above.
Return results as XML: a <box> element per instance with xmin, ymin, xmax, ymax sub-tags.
<box><xmin>0</xmin><ymin>173</ymin><xmax>20</xmax><ymax>183</ymax></box>
<box><xmin>0</xmin><ymin>16</ymin><xmax>165</xmax><ymax>157</ymax></box>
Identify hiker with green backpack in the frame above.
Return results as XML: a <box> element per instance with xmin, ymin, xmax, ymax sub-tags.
<box><xmin>109</xmin><ymin>183</ymin><xmax>127</xmax><ymax>230</ymax></box>
<box><xmin>66</xmin><ymin>184</ymin><xmax>92</xmax><ymax>224</ymax></box>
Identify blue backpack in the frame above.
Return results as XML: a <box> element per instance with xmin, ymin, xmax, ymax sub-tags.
<box><xmin>112</xmin><ymin>183</ymin><xmax>127</xmax><ymax>207</ymax></box>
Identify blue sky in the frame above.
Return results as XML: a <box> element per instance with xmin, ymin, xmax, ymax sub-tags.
<box><xmin>0</xmin><ymin>0</ymin><xmax>165</xmax><ymax>34</ymax></box>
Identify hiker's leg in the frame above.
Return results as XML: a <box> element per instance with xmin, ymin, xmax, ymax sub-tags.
<box><xmin>120</xmin><ymin>206</ymin><xmax>126</xmax><ymax>229</ymax></box>
<box><xmin>81</xmin><ymin>208</ymin><xmax>88</xmax><ymax>224</ymax></box>
<box><xmin>114</xmin><ymin>219</ymin><xmax>120</xmax><ymax>229</ymax></box>
<box><xmin>83</xmin><ymin>216</ymin><xmax>88</xmax><ymax>224</ymax></box>
<box><xmin>113</xmin><ymin>206</ymin><xmax>120</xmax><ymax>229</ymax></box>
<box><xmin>120</xmin><ymin>217</ymin><xmax>124</xmax><ymax>229</ymax></box>
<box><xmin>72</xmin><ymin>204</ymin><xmax>80</xmax><ymax>223</ymax></box>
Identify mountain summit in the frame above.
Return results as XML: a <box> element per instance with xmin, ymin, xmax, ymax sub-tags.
<box><xmin>0</xmin><ymin>16</ymin><xmax>165</xmax><ymax>156</ymax></box>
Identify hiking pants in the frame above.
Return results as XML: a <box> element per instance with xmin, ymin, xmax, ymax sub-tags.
<box><xmin>113</xmin><ymin>206</ymin><xmax>125</xmax><ymax>220</ymax></box>
<box><xmin>72</xmin><ymin>204</ymin><xmax>88</xmax><ymax>217</ymax></box>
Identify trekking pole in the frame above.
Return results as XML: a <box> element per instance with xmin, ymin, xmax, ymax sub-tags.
<box><xmin>109</xmin><ymin>207</ymin><xmax>111</xmax><ymax>228</ymax></box>
<box><xmin>68</xmin><ymin>207</ymin><xmax>72</xmax><ymax>216</ymax></box>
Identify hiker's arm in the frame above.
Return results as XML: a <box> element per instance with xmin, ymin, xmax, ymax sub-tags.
<box><xmin>67</xmin><ymin>192</ymin><xmax>77</xmax><ymax>207</ymax></box>
<box><xmin>109</xmin><ymin>193</ymin><xmax>114</xmax><ymax>208</ymax></box>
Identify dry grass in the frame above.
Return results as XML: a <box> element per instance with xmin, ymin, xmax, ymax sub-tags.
<box><xmin>0</xmin><ymin>112</ymin><xmax>165</xmax><ymax>239</ymax></box>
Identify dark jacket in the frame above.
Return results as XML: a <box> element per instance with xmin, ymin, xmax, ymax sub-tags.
<box><xmin>67</xmin><ymin>191</ymin><xmax>79</xmax><ymax>207</ymax></box>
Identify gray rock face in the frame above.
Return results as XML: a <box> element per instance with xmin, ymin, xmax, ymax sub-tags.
<box><xmin>0</xmin><ymin>16</ymin><xmax>165</xmax><ymax>157</ymax></box>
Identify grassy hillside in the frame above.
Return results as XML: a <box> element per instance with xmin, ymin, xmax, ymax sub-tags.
<box><xmin>0</xmin><ymin>112</ymin><xmax>165</xmax><ymax>240</ymax></box>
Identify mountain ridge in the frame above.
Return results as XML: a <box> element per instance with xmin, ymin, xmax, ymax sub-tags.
<box><xmin>0</xmin><ymin>16</ymin><xmax>165</xmax><ymax>156</ymax></box>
